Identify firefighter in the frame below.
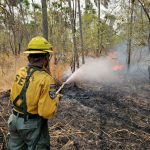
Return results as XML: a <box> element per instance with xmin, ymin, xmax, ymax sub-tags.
<box><xmin>7</xmin><ymin>36</ymin><xmax>62</xmax><ymax>150</ymax></box>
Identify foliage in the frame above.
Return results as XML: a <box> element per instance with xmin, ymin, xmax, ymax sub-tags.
<box><xmin>0</xmin><ymin>0</ymin><xmax>149</xmax><ymax>65</ymax></box>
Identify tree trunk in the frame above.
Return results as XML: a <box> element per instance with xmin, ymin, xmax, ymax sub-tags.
<box><xmin>148</xmin><ymin>31</ymin><xmax>150</xmax><ymax>52</ymax></box>
<box><xmin>41</xmin><ymin>0</ymin><xmax>48</xmax><ymax>40</ymax></box>
<box><xmin>138</xmin><ymin>0</ymin><xmax>150</xmax><ymax>52</ymax></box>
<box><xmin>19</xmin><ymin>1</ymin><xmax>29</xmax><ymax>42</ymax></box>
<box><xmin>6</xmin><ymin>0</ymin><xmax>18</xmax><ymax>55</ymax></box>
<box><xmin>97</xmin><ymin>0</ymin><xmax>101</xmax><ymax>56</ymax></box>
<box><xmin>108</xmin><ymin>17</ymin><xmax>115</xmax><ymax>48</ymax></box>
<box><xmin>68</xmin><ymin>0</ymin><xmax>78</xmax><ymax>72</ymax></box>
<box><xmin>8</xmin><ymin>33</ymin><xmax>15</xmax><ymax>54</ymax></box>
<box><xmin>127</xmin><ymin>0</ymin><xmax>134</xmax><ymax>71</ymax></box>
<box><xmin>31</xmin><ymin>0</ymin><xmax>37</xmax><ymax>35</ymax></box>
<box><xmin>78</xmin><ymin>0</ymin><xmax>85</xmax><ymax>64</ymax></box>
<box><xmin>74</xmin><ymin>0</ymin><xmax>79</xmax><ymax>68</ymax></box>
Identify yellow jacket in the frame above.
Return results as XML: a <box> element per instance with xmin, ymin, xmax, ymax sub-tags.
<box><xmin>10</xmin><ymin>67</ymin><xmax>57</xmax><ymax>119</ymax></box>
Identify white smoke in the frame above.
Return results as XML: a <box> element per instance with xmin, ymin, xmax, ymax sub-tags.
<box><xmin>65</xmin><ymin>57</ymin><xmax>120</xmax><ymax>84</ymax></box>
<box><xmin>63</xmin><ymin>42</ymin><xmax>150</xmax><ymax>85</ymax></box>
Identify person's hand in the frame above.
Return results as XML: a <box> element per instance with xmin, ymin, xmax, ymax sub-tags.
<box><xmin>55</xmin><ymin>94</ymin><xmax>63</xmax><ymax>105</ymax></box>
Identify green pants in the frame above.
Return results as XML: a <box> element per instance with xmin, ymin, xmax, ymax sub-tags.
<box><xmin>7</xmin><ymin>114</ymin><xmax>50</xmax><ymax>150</ymax></box>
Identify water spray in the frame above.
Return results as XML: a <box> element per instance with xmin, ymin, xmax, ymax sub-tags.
<box><xmin>56</xmin><ymin>72</ymin><xmax>74</xmax><ymax>94</ymax></box>
<box><xmin>56</xmin><ymin>66</ymin><xmax>81</xmax><ymax>94</ymax></box>
<box><xmin>56</xmin><ymin>56</ymin><xmax>123</xmax><ymax>94</ymax></box>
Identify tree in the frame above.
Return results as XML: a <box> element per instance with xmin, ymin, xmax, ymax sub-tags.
<box><xmin>67</xmin><ymin>0</ymin><xmax>79</xmax><ymax>72</ymax></box>
<box><xmin>137</xmin><ymin>0</ymin><xmax>150</xmax><ymax>51</ymax></box>
<box><xmin>31</xmin><ymin>0</ymin><xmax>40</xmax><ymax>36</ymax></box>
<box><xmin>77</xmin><ymin>0</ymin><xmax>85</xmax><ymax>64</ymax></box>
<box><xmin>97</xmin><ymin>0</ymin><xmax>101</xmax><ymax>56</ymax></box>
<box><xmin>41</xmin><ymin>0</ymin><xmax>48</xmax><ymax>40</ymax></box>
<box><xmin>94</xmin><ymin>0</ymin><xmax>111</xmax><ymax>56</ymax></box>
<box><xmin>127</xmin><ymin>0</ymin><xmax>134</xmax><ymax>70</ymax></box>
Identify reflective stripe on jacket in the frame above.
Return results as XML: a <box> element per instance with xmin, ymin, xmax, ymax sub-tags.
<box><xmin>10</xmin><ymin>67</ymin><xmax>57</xmax><ymax>119</ymax></box>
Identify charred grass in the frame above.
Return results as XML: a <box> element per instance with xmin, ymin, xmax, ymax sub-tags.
<box><xmin>0</xmin><ymin>79</ymin><xmax>150</xmax><ymax>149</ymax></box>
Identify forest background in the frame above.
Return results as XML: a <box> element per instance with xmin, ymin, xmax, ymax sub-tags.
<box><xmin>0</xmin><ymin>0</ymin><xmax>150</xmax><ymax>90</ymax></box>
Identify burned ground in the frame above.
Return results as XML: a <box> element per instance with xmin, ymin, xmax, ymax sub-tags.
<box><xmin>0</xmin><ymin>79</ymin><xmax>150</xmax><ymax>150</ymax></box>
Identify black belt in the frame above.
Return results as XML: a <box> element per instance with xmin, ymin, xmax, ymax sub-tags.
<box><xmin>13</xmin><ymin>110</ymin><xmax>40</xmax><ymax>119</ymax></box>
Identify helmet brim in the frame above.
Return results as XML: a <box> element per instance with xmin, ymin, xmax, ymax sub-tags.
<box><xmin>24</xmin><ymin>49</ymin><xmax>53</xmax><ymax>54</ymax></box>
<box><xmin>44</xmin><ymin>49</ymin><xmax>53</xmax><ymax>53</ymax></box>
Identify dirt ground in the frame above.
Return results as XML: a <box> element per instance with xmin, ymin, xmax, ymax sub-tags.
<box><xmin>0</xmin><ymin>77</ymin><xmax>150</xmax><ymax>150</ymax></box>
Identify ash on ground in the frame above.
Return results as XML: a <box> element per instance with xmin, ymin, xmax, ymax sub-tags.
<box><xmin>0</xmin><ymin>79</ymin><xmax>150</xmax><ymax>150</ymax></box>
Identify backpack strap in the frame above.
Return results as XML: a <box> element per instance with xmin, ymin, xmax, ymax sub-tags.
<box><xmin>13</xmin><ymin>67</ymin><xmax>40</xmax><ymax>121</ymax></box>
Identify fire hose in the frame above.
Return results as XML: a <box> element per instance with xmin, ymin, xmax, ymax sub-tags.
<box><xmin>56</xmin><ymin>82</ymin><xmax>66</xmax><ymax>94</ymax></box>
<box><xmin>56</xmin><ymin>71</ymin><xmax>74</xmax><ymax>94</ymax></box>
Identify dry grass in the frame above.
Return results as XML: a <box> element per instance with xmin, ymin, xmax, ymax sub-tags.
<box><xmin>0</xmin><ymin>54</ymin><xmax>27</xmax><ymax>91</ymax></box>
<box><xmin>0</xmin><ymin>54</ymin><xmax>69</xmax><ymax>91</ymax></box>
<box><xmin>51</xmin><ymin>62</ymin><xmax>69</xmax><ymax>83</ymax></box>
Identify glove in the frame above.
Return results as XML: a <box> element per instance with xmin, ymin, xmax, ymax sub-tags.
<box><xmin>55</xmin><ymin>94</ymin><xmax>63</xmax><ymax>105</ymax></box>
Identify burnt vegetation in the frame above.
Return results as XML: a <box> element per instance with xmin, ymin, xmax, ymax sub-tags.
<box><xmin>1</xmin><ymin>78</ymin><xmax>149</xmax><ymax>149</ymax></box>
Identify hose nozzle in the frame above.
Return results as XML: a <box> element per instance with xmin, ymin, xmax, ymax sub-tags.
<box><xmin>56</xmin><ymin>82</ymin><xmax>66</xmax><ymax>94</ymax></box>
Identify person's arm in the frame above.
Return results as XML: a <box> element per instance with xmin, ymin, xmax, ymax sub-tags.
<box><xmin>38</xmin><ymin>76</ymin><xmax>59</xmax><ymax>119</ymax></box>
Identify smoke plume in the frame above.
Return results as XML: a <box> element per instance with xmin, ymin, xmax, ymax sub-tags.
<box><xmin>65</xmin><ymin>57</ymin><xmax>120</xmax><ymax>84</ymax></box>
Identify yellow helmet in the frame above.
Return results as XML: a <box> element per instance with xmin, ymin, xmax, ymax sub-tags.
<box><xmin>24</xmin><ymin>36</ymin><xmax>53</xmax><ymax>54</ymax></box>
